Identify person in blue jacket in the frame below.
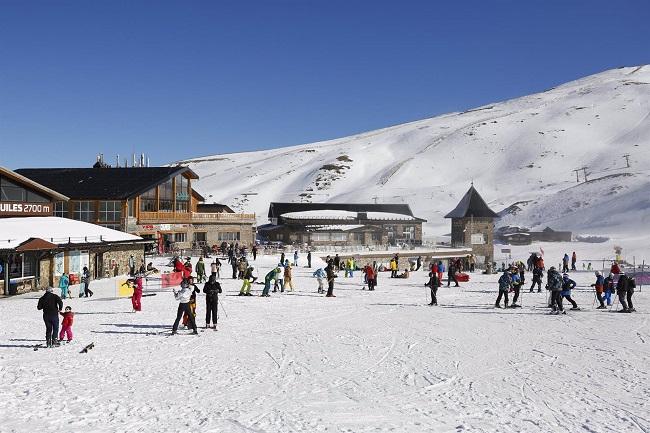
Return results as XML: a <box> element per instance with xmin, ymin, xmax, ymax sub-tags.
<box><xmin>561</xmin><ymin>273</ymin><xmax>579</xmax><ymax>310</ymax></box>
<box><xmin>58</xmin><ymin>272</ymin><xmax>70</xmax><ymax>299</ymax></box>
<box><xmin>603</xmin><ymin>273</ymin><xmax>615</xmax><ymax>306</ymax></box>
<box><xmin>495</xmin><ymin>269</ymin><xmax>512</xmax><ymax>308</ymax></box>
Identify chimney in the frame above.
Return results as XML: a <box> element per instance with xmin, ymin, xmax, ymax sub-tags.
<box><xmin>116</xmin><ymin>154</ymin><xmax>120</xmax><ymax>167</ymax></box>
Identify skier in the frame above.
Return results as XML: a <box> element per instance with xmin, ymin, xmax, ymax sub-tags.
<box><xmin>603</xmin><ymin>272</ymin><xmax>615</xmax><ymax>306</ymax></box>
<box><xmin>416</xmin><ymin>256</ymin><xmax>422</xmax><ymax>271</ymax></box>
<box><xmin>261</xmin><ymin>267</ymin><xmax>280</xmax><ymax>297</ymax></box>
<box><xmin>37</xmin><ymin>287</ymin><xmax>63</xmax><ymax>347</ymax></box>
<box><xmin>237</xmin><ymin>257</ymin><xmax>247</xmax><ymax>280</ymax></box>
<box><xmin>426</xmin><ymin>271</ymin><xmax>440</xmax><ymax>306</ymax></box>
<box><xmin>547</xmin><ymin>267</ymin><xmax>565</xmax><ymax>314</ymax></box>
<box><xmin>610</xmin><ymin>261</ymin><xmax>621</xmax><ymax>275</ymax></box>
<box><xmin>171</xmin><ymin>278</ymin><xmax>199</xmax><ymax>335</ymax></box>
<box><xmin>447</xmin><ymin>260</ymin><xmax>459</xmax><ymax>287</ymax></box>
<box><xmin>591</xmin><ymin>271</ymin><xmax>606</xmax><ymax>309</ymax></box>
<box><xmin>529</xmin><ymin>266</ymin><xmax>543</xmax><ymax>292</ymax></box>
<box><xmin>231</xmin><ymin>257</ymin><xmax>238</xmax><ymax>279</ymax></box>
<box><xmin>128</xmin><ymin>254</ymin><xmax>136</xmax><ymax>276</ymax></box>
<box><xmin>293</xmin><ymin>250</ymin><xmax>299</xmax><ymax>266</ymax></box>
<box><xmin>495</xmin><ymin>269</ymin><xmax>512</xmax><ymax>308</ymax></box>
<box><xmin>437</xmin><ymin>261</ymin><xmax>445</xmax><ymax>283</ymax></box>
<box><xmin>283</xmin><ymin>261</ymin><xmax>294</xmax><ymax>292</ymax></box>
<box><xmin>561</xmin><ymin>273</ymin><xmax>580</xmax><ymax>310</ymax></box>
<box><xmin>562</xmin><ymin>254</ymin><xmax>570</xmax><ymax>273</ymax></box>
<box><xmin>333</xmin><ymin>254</ymin><xmax>341</xmax><ymax>271</ymax></box>
<box><xmin>183</xmin><ymin>257</ymin><xmax>193</xmax><ymax>279</ymax></box>
<box><xmin>364</xmin><ymin>264</ymin><xmax>376</xmax><ymax>291</ymax></box>
<box><xmin>203</xmin><ymin>275</ymin><xmax>221</xmax><ymax>328</ymax></box>
<box><xmin>273</xmin><ymin>260</ymin><xmax>285</xmax><ymax>293</ymax></box>
<box><xmin>131</xmin><ymin>275</ymin><xmax>143</xmax><ymax>312</ymax></box>
<box><xmin>58</xmin><ymin>306</ymin><xmax>74</xmax><ymax>342</ymax></box>
<box><xmin>616</xmin><ymin>273</ymin><xmax>636</xmax><ymax>313</ymax></box>
<box><xmin>280</xmin><ymin>252</ymin><xmax>285</xmax><ymax>267</ymax></box>
<box><xmin>389</xmin><ymin>258</ymin><xmax>398</xmax><ymax>278</ymax></box>
<box><xmin>81</xmin><ymin>266</ymin><xmax>93</xmax><ymax>297</ymax></box>
<box><xmin>313</xmin><ymin>267</ymin><xmax>326</xmax><ymax>294</ymax></box>
<box><xmin>571</xmin><ymin>251</ymin><xmax>577</xmax><ymax>271</ymax></box>
<box><xmin>325</xmin><ymin>262</ymin><xmax>337</xmax><ymax>297</ymax></box>
<box><xmin>195</xmin><ymin>257</ymin><xmax>206</xmax><ymax>283</ymax></box>
<box><xmin>239</xmin><ymin>266</ymin><xmax>255</xmax><ymax>296</ymax></box>
<box><xmin>58</xmin><ymin>272</ymin><xmax>70</xmax><ymax>299</ymax></box>
<box><xmin>346</xmin><ymin>257</ymin><xmax>355</xmax><ymax>278</ymax></box>
<box><xmin>252</xmin><ymin>244</ymin><xmax>258</xmax><ymax>261</ymax></box>
<box><xmin>307</xmin><ymin>250</ymin><xmax>312</xmax><ymax>268</ymax></box>
<box><xmin>509</xmin><ymin>269</ymin><xmax>523</xmax><ymax>308</ymax></box>
<box><xmin>211</xmin><ymin>258</ymin><xmax>221</xmax><ymax>279</ymax></box>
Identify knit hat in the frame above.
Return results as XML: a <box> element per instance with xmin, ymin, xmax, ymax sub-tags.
<box><xmin>45</xmin><ymin>287</ymin><xmax>53</xmax><ymax>293</ymax></box>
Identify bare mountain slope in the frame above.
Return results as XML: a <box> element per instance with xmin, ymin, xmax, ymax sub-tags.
<box><xmin>177</xmin><ymin>65</ymin><xmax>650</xmax><ymax>239</ymax></box>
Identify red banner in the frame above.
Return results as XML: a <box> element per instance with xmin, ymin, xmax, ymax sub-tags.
<box><xmin>161</xmin><ymin>271</ymin><xmax>183</xmax><ymax>288</ymax></box>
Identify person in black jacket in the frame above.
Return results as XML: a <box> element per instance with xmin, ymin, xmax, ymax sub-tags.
<box><xmin>616</xmin><ymin>274</ymin><xmax>636</xmax><ymax>313</ymax></box>
<box><xmin>425</xmin><ymin>272</ymin><xmax>440</xmax><ymax>306</ymax></box>
<box><xmin>447</xmin><ymin>261</ymin><xmax>459</xmax><ymax>287</ymax></box>
<box><xmin>37</xmin><ymin>287</ymin><xmax>63</xmax><ymax>347</ymax></box>
<box><xmin>203</xmin><ymin>275</ymin><xmax>222</xmax><ymax>329</ymax></box>
<box><xmin>529</xmin><ymin>266</ymin><xmax>543</xmax><ymax>292</ymax></box>
<box><xmin>325</xmin><ymin>263</ymin><xmax>337</xmax><ymax>297</ymax></box>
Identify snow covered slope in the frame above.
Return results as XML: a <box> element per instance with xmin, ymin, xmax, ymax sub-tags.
<box><xmin>177</xmin><ymin>65</ymin><xmax>650</xmax><ymax>240</ymax></box>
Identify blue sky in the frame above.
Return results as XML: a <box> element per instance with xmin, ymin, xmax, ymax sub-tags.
<box><xmin>1</xmin><ymin>0</ymin><xmax>648</xmax><ymax>168</ymax></box>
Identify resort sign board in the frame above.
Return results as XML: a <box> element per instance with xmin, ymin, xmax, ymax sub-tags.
<box><xmin>0</xmin><ymin>201</ymin><xmax>53</xmax><ymax>216</ymax></box>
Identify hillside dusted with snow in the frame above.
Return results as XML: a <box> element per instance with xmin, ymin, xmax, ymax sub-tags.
<box><xmin>178</xmin><ymin>66</ymin><xmax>650</xmax><ymax>241</ymax></box>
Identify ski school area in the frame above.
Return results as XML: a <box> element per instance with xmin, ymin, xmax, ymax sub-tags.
<box><xmin>1</xmin><ymin>246</ymin><xmax>648</xmax><ymax>433</ymax></box>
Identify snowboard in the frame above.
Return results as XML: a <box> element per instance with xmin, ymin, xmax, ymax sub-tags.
<box><xmin>80</xmin><ymin>342</ymin><xmax>94</xmax><ymax>353</ymax></box>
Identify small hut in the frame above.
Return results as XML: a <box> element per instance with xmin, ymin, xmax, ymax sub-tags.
<box><xmin>444</xmin><ymin>184</ymin><xmax>498</xmax><ymax>267</ymax></box>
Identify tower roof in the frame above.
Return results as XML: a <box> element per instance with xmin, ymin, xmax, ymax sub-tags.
<box><xmin>444</xmin><ymin>185</ymin><xmax>498</xmax><ymax>219</ymax></box>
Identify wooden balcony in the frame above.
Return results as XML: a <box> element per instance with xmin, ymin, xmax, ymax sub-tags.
<box><xmin>138</xmin><ymin>211</ymin><xmax>256</xmax><ymax>225</ymax></box>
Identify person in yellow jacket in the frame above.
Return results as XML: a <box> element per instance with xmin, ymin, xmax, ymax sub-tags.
<box><xmin>345</xmin><ymin>257</ymin><xmax>355</xmax><ymax>278</ymax></box>
<box><xmin>390</xmin><ymin>259</ymin><xmax>398</xmax><ymax>278</ymax></box>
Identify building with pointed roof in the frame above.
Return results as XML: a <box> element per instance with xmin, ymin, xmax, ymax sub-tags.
<box><xmin>445</xmin><ymin>185</ymin><xmax>498</xmax><ymax>266</ymax></box>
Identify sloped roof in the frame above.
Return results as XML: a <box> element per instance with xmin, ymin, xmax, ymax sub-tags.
<box><xmin>197</xmin><ymin>203</ymin><xmax>234</xmax><ymax>213</ymax></box>
<box><xmin>0</xmin><ymin>166</ymin><xmax>69</xmax><ymax>201</ymax></box>
<box><xmin>269</xmin><ymin>202</ymin><xmax>417</xmax><ymax>219</ymax></box>
<box><xmin>444</xmin><ymin>185</ymin><xmax>498</xmax><ymax>219</ymax></box>
<box><xmin>15</xmin><ymin>167</ymin><xmax>198</xmax><ymax>200</ymax></box>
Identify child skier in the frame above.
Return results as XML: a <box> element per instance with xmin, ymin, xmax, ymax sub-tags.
<box><xmin>171</xmin><ymin>277</ymin><xmax>199</xmax><ymax>335</ymax></box>
<box><xmin>426</xmin><ymin>271</ymin><xmax>440</xmax><ymax>306</ymax></box>
<box><xmin>495</xmin><ymin>269</ymin><xmax>512</xmax><ymax>308</ymax></box>
<box><xmin>313</xmin><ymin>268</ymin><xmax>326</xmax><ymax>294</ymax></box>
<box><xmin>239</xmin><ymin>266</ymin><xmax>255</xmax><ymax>296</ymax></box>
<box><xmin>561</xmin><ymin>273</ymin><xmax>580</xmax><ymax>310</ymax></box>
<box><xmin>529</xmin><ymin>266</ymin><xmax>543</xmax><ymax>292</ymax></box>
<box><xmin>131</xmin><ymin>275</ymin><xmax>143</xmax><ymax>312</ymax></box>
<box><xmin>195</xmin><ymin>257</ymin><xmax>206</xmax><ymax>283</ymax></box>
<box><xmin>203</xmin><ymin>275</ymin><xmax>221</xmax><ymax>328</ymax></box>
<box><xmin>547</xmin><ymin>267</ymin><xmax>565</xmax><ymax>314</ymax></box>
<box><xmin>591</xmin><ymin>271</ymin><xmax>606</xmax><ymax>309</ymax></box>
<box><xmin>283</xmin><ymin>262</ymin><xmax>294</xmax><ymax>291</ymax></box>
<box><xmin>58</xmin><ymin>306</ymin><xmax>74</xmax><ymax>342</ymax></box>
<box><xmin>603</xmin><ymin>272</ymin><xmax>615</xmax><ymax>306</ymax></box>
<box><xmin>59</xmin><ymin>272</ymin><xmax>70</xmax><ymax>299</ymax></box>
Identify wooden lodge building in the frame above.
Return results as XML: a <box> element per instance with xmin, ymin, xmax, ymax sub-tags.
<box><xmin>16</xmin><ymin>165</ymin><xmax>256</xmax><ymax>252</ymax></box>
<box><xmin>445</xmin><ymin>184</ymin><xmax>498</xmax><ymax>266</ymax></box>
<box><xmin>0</xmin><ymin>166</ymin><xmax>146</xmax><ymax>295</ymax></box>
<box><xmin>259</xmin><ymin>202</ymin><xmax>426</xmax><ymax>247</ymax></box>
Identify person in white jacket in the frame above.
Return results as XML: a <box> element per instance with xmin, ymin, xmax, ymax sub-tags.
<box><xmin>171</xmin><ymin>278</ymin><xmax>199</xmax><ymax>335</ymax></box>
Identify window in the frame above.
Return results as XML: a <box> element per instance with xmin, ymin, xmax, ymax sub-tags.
<box><xmin>311</xmin><ymin>232</ymin><xmax>330</xmax><ymax>241</ymax></box>
<box><xmin>0</xmin><ymin>176</ymin><xmax>49</xmax><ymax>202</ymax></box>
<box><xmin>174</xmin><ymin>232</ymin><xmax>187</xmax><ymax>242</ymax></box>
<box><xmin>128</xmin><ymin>199</ymin><xmax>135</xmax><ymax>217</ymax></box>
<box><xmin>217</xmin><ymin>232</ymin><xmax>240</xmax><ymax>241</ymax></box>
<box><xmin>403</xmin><ymin>226</ymin><xmax>415</xmax><ymax>240</ymax></box>
<box><xmin>140</xmin><ymin>187</ymin><xmax>157</xmax><ymax>212</ymax></box>
<box><xmin>371</xmin><ymin>233</ymin><xmax>381</xmax><ymax>241</ymax></box>
<box><xmin>73</xmin><ymin>201</ymin><xmax>94</xmax><ymax>222</ymax></box>
<box><xmin>159</xmin><ymin>179</ymin><xmax>173</xmax><ymax>212</ymax></box>
<box><xmin>98</xmin><ymin>201</ymin><xmax>122</xmax><ymax>222</ymax></box>
<box><xmin>353</xmin><ymin>232</ymin><xmax>364</xmax><ymax>242</ymax></box>
<box><xmin>331</xmin><ymin>233</ymin><xmax>347</xmax><ymax>241</ymax></box>
<box><xmin>54</xmin><ymin>201</ymin><xmax>68</xmax><ymax>218</ymax></box>
<box><xmin>175</xmin><ymin>175</ymin><xmax>189</xmax><ymax>212</ymax></box>
<box><xmin>193</xmin><ymin>232</ymin><xmax>207</xmax><ymax>242</ymax></box>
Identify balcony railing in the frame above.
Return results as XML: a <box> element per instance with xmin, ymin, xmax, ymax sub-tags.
<box><xmin>138</xmin><ymin>211</ymin><xmax>256</xmax><ymax>224</ymax></box>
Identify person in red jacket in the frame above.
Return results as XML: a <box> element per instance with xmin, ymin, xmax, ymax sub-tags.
<box><xmin>610</xmin><ymin>261</ymin><xmax>621</xmax><ymax>275</ymax></box>
<box><xmin>130</xmin><ymin>276</ymin><xmax>143</xmax><ymax>312</ymax></box>
<box><xmin>364</xmin><ymin>264</ymin><xmax>377</xmax><ymax>291</ymax></box>
<box><xmin>59</xmin><ymin>306</ymin><xmax>74</xmax><ymax>342</ymax></box>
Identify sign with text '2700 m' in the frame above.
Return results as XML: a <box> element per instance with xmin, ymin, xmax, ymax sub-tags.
<box><xmin>0</xmin><ymin>201</ymin><xmax>53</xmax><ymax>216</ymax></box>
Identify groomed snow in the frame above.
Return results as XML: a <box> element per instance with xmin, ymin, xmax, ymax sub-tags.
<box><xmin>1</xmin><ymin>247</ymin><xmax>648</xmax><ymax>432</ymax></box>
<box><xmin>0</xmin><ymin>217</ymin><xmax>141</xmax><ymax>249</ymax></box>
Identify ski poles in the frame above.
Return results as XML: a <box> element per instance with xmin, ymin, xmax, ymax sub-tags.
<box><xmin>218</xmin><ymin>296</ymin><xmax>229</xmax><ymax>319</ymax></box>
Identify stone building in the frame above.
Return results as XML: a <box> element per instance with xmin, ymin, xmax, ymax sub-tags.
<box><xmin>445</xmin><ymin>185</ymin><xmax>498</xmax><ymax>266</ymax></box>
<box><xmin>259</xmin><ymin>202</ymin><xmax>426</xmax><ymax>247</ymax></box>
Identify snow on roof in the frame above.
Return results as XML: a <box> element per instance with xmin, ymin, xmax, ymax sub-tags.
<box><xmin>0</xmin><ymin>217</ymin><xmax>142</xmax><ymax>250</ymax></box>
<box><xmin>306</xmin><ymin>225</ymin><xmax>365</xmax><ymax>232</ymax></box>
<box><xmin>281</xmin><ymin>210</ymin><xmax>416</xmax><ymax>221</ymax></box>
